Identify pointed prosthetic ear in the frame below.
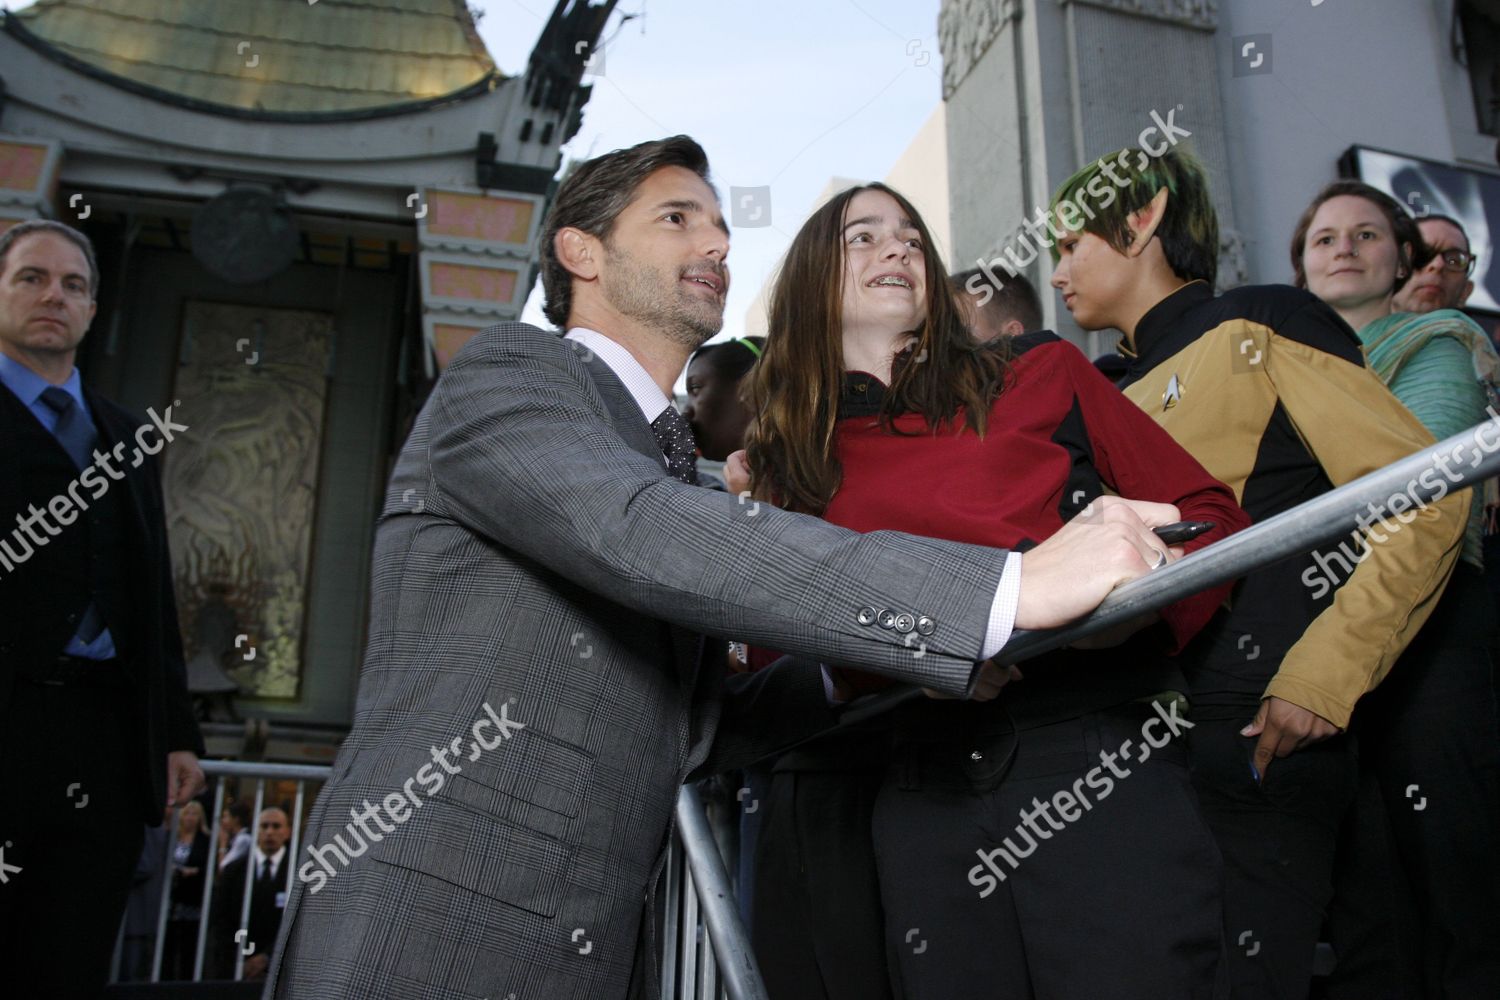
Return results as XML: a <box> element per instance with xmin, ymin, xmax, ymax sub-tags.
<box><xmin>556</xmin><ymin>228</ymin><xmax>601</xmax><ymax>281</ymax></box>
<box><xmin>1126</xmin><ymin>187</ymin><xmax>1171</xmax><ymax>258</ymax></box>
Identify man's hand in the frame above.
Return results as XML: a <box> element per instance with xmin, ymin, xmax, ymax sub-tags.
<box><xmin>165</xmin><ymin>750</ymin><xmax>206</xmax><ymax>813</ymax></box>
<box><xmin>1241</xmin><ymin>696</ymin><xmax>1340</xmax><ymax>782</ymax></box>
<box><xmin>1014</xmin><ymin>497</ymin><xmax>1182</xmax><ymax>630</ymax></box>
<box><xmin>925</xmin><ymin>660</ymin><xmax>1023</xmax><ymax>702</ymax></box>
<box><xmin>243</xmin><ymin>953</ymin><xmax>270</xmax><ymax>980</ymax></box>
<box><xmin>724</xmin><ymin>449</ymin><xmax>751</xmax><ymax>497</ymax></box>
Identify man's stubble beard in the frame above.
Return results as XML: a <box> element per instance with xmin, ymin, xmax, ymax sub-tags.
<box><xmin>601</xmin><ymin>241</ymin><xmax>722</xmax><ymax>350</ymax></box>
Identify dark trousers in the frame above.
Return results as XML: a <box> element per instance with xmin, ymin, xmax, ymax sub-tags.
<box><xmin>0</xmin><ymin>676</ymin><xmax>149</xmax><ymax>998</ymax></box>
<box><xmin>873</xmin><ymin>707</ymin><xmax>1222</xmax><ymax>1000</ymax></box>
<box><xmin>1189</xmin><ymin>710</ymin><xmax>1358</xmax><ymax>1000</ymax></box>
<box><xmin>751</xmin><ymin>739</ymin><xmax>893</xmax><ymax>1000</ymax></box>
<box><xmin>1326</xmin><ymin>566</ymin><xmax>1500</xmax><ymax>998</ymax></box>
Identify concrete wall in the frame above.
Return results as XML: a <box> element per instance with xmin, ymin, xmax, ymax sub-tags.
<box><xmin>941</xmin><ymin>0</ymin><xmax>1497</xmax><ymax>352</ymax></box>
<box><xmin>886</xmin><ymin>103</ymin><xmax>954</xmax><ymax>264</ymax></box>
<box><xmin>1216</xmin><ymin>0</ymin><xmax>1488</xmax><ymax>286</ymax></box>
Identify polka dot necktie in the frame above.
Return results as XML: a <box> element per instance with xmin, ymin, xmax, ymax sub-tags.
<box><xmin>651</xmin><ymin>406</ymin><xmax>699</xmax><ymax>486</ymax></box>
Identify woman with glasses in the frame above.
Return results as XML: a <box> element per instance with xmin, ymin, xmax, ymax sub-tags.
<box><xmin>731</xmin><ymin>182</ymin><xmax>1249</xmax><ymax>998</ymax></box>
<box><xmin>1293</xmin><ymin>180</ymin><xmax>1500</xmax><ymax>996</ymax></box>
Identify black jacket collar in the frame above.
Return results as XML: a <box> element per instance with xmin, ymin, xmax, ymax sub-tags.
<box><xmin>1129</xmin><ymin>280</ymin><xmax>1215</xmax><ymax>363</ymax></box>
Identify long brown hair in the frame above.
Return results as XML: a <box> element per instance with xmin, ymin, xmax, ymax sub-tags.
<box><xmin>745</xmin><ymin>183</ymin><xmax>1011</xmax><ymax>514</ymax></box>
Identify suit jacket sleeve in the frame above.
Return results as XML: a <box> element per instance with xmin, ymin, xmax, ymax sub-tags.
<box><xmin>416</xmin><ymin>326</ymin><xmax>1010</xmax><ymax>694</ymax></box>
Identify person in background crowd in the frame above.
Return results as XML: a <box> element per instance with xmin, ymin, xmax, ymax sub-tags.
<box><xmin>213</xmin><ymin>807</ymin><xmax>292</xmax><ymax>981</ymax></box>
<box><xmin>164</xmin><ymin>799</ymin><xmax>211</xmax><ymax>980</ymax></box>
<box><xmin>218</xmin><ymin>800</ymin><xmax>253</xmax><ymax>872</ymax></box>
<box><xmin>0</xmin><ymin>219</ymin><xmax>206</xmax><ymax>997</ymax></box>
<box><xmin>733</xmin><ymin>180</ymin><xmax>1249</xmax><ymax>999</ymax></box>
<box><xmin>1048</xmin><ymin>147</ymin><xmax>1468</xmax><ymax>999</ymax></box>
<box><xmin>950</xmin><ymin>266</ymin><xmax>1044</xmax><ymax>340</ymax></box>
<box><xmin>681</xmin><ymin>335</ymin><xmax>765</xmax><ymax>476</ymax></box>
<box><xmin>677</xmin><ymin>332</ymin><xmax>771</xmax><ymax>926</ymax></box>
<box><xmin>1293</xmin><ymin>179</ymin><xmax>1500</xmax><ymax>997</ymax></box>
<box><xmin>1393</xmin><ymin>214</ymin><xmax>1478</xmax><ymax>314</ymax></box>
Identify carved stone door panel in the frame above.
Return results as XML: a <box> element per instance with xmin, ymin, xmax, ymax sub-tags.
<box><xmin>165</xmin><ymin>301</ymin><xmax>333</xmax><ymax>699</ymax></box>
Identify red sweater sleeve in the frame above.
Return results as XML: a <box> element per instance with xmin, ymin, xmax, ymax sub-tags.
<box><xmin>1059</xmin><ymin>344</ymin><xmax>1251</xmax><ymax>651</ymax></box>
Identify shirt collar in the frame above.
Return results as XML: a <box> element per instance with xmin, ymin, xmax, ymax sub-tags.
<box><xmin>1130</xmin><ymin>280</ymin><xmax>1214</xmax><ymax>360</ymax></box>
<box><xmin>255</xmin><ymin>846</ymin><xmax>285</xmax><ymax>868</ymax></box>
<box><xmin>564</xmin><ymin>327</ymin><xmax>674</xmax><ymax>424</ymax></box>
<box><xmin>840</xmin><ymin>370</ymin><xmax>887</xmax><ymax>418</ymax></box>
<box><xmin>0</xmin><ymin>352</ymin><xmax>84</xmax><ymax>411</ymax></box>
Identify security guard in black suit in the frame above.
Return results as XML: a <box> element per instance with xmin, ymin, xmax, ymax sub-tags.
<box><xmin>0</xmin><ymin>220</ymin><xmax>205</xmax><ymax>997</ymax></box>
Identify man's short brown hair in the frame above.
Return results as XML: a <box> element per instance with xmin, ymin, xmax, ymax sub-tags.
<box><xmin>539</xmin><ymin>136</ymin><xmax>714</xmax><ymax>328</ymax></box>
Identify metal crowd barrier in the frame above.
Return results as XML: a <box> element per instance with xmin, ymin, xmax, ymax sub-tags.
<box><xmin>840</xmin><ymin>417</ymin><xmax>1500</xmax><ymax>727</ymax></box>
<box><xmin>108</xmin><ymin>419</ymin><xmax>1500</xmax><ymax>999</ymax></box>
<box><xmin>107</xmin><ymin>760</ymin><xmax>746</xmax><ymax>1000</ymax></box>
<box><xmin>109</xmin><ymin>760</ymin><xmax>327</xmax><ymax>988</ymax></box>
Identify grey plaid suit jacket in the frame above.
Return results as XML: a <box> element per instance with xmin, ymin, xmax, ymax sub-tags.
<box><xmin>263</xmin><ymin>322</ymin><xmax>1009</xmax><ymax>1000</ymax></box>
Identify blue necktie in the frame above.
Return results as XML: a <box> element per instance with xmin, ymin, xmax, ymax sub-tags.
<box><xmin>39</xmin><ymin>386</ymin><xmax>106</xmax><ymax>643</ymax></box>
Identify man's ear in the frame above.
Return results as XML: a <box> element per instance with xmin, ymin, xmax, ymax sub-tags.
<box><xmin>1126</xmin><ymin>187</ymin><xmax>1170</xmax><ymax>258</ymax></box>
<box><xmin>556</xmin><ymin>228</ymin><xmax>601</xmax><ymax>281</ymax></box>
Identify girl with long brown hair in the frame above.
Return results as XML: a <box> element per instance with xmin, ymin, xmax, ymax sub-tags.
<box><xmin>731</xmin><ymin>182</ymin><xmax>1248</xmax><ymax>998</ymax></box>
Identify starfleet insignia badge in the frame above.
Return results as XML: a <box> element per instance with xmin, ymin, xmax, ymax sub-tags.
<box><xmin>1162</xmin><ymin>373</ymin><xmax>1183</xmax><ymax>411</ymax></box>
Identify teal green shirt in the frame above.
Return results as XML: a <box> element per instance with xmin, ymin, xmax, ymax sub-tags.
<box><xmin>1360</xmin><ymin>309</ymin><xmax>1499</xmax><ymax>568</ymax></box>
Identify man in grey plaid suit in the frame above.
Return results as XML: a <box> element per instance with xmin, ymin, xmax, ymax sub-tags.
<box><xmin>264</xmin><ymin>136</ymin><xmax>1183</xmax><ymax>999</ymax></box>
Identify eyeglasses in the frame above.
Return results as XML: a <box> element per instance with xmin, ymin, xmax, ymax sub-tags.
<box><xmin>1434</xmin><ymin>248</ymin><xmax>1477</xmax><ymax>275</ymax></box>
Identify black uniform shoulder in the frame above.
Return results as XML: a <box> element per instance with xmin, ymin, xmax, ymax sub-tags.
<box><xmin>1007</xmin><ymin>330</ymin><xmax>1062</xmax><ymax>356</ymax></box>
<box><xmin>1215</xmin><ymin>284</ymin><xmax>1363</xmax><ymax>364</ymax></box>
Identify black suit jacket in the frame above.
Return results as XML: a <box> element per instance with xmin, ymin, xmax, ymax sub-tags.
<box><xmin>0</xmin><ymin>377</ymin><xmax>203</xmax><ymax>822</ymax></box>
<box><xmin>213</xmin><ymin>852</ymin><xmax>291</xmax><ymax>975</ymax></box>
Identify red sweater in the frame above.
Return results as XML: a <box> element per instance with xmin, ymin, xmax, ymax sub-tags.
<box><xmin>824</xmin><ymin>334</ymin><xmax>1246</xmax><ymax>653</ymax></box>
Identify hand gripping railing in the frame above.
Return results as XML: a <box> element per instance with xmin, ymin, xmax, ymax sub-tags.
<box><xmin>835</xmin><ymin>418</ymin><xmax>1500</xmax><ymax>728</ymax></box>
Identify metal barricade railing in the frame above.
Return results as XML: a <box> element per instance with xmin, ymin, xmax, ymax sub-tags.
<box><xmin>836</xmin><ymin>418</ymin><xmax>1500</xmax><ymax>727</ymax></box>
<box><xmin>109</xmin><ymin>759</ymin><xmax>752</xmax><ymax>999</ymax></box>
<box><xmin>107</xmin><ymin>420</ymin><xmax>1500</xmax><ymax>998</ymax></box>
<box><xmin>110</xmin><ymin>760</ymin><xmax>329</xmax><ymax>986</ymax></box>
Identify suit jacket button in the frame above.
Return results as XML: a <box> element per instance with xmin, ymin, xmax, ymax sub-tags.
<box><xmin>894</xmin><ymin>613</ymin><xmax>915</xmax><ymax>634</ymax></box>
<box><xmin>856</xmin><ymin>606</ymin><xmax>877</xmax><ymax>626</ymax></box>
<box><xmin>916</xmin><ymin>615</ymin><xmax>936</xmax><ymax>636</ymax></box>
<box><xmin>877</xmin><ymin>610</ymin><xmax>897</xmax><ymax>630</ymax></box>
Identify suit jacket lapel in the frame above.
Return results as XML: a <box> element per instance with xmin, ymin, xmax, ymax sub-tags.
<box><xmin>85</xmin><ymin>390</ymin><xmax>153</xmax><ymax>542</ymax></box>
<box><xmin>0</xmin><ymin>377</ymin><xmax>76</xmax><ymax>470</ymax></box>
<box><xmin>572</xmin><ymin>344</ymin><xmax>670</xmax><ymax>474</ymax></box>
<box><xmin>570</xmin><ymin>340</ymin><xmax>706</xmax><ymax>690</ymax></box>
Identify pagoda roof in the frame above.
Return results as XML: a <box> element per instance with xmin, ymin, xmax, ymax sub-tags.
<box><xmin>3</xmin><ymin>0</ymin><xmax>502</xmax><ymax>119</ymax></box>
